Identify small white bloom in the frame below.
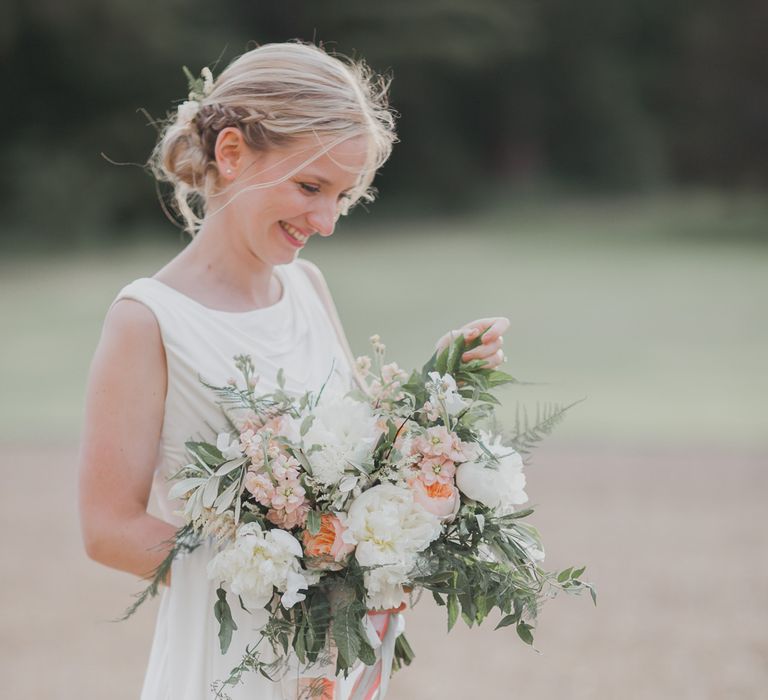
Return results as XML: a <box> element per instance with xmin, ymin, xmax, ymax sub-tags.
<box><xmin>281</xmin><ymin>570</ymin><xmax>309</xmax><ymax>609</ymax></box>
<box><xmin>201</xmin><ymin>66</ymin><xmax>214</xmax><ymax>95</ymax></box>
<box><xmin>216</xmin><ymin>432</ymin><xmax>244</xmax><ymax>460</ymax></box>
<box><xmin>365</xmin><ymin>564</ymin><xmax>410</xmax><ymax>610</ymax></box>
<box><xmin>177</xmin><ymin>99</ymin><xmax>200</xmax><ymax>125</ymax></box>
<box><xmin>426</xmin><ymin>371</ymin><xmax>468</xmax><ymax>416</ymax></box>
<box><xmin>455</xmin><ymin>433</ymin><xmax>527</xmax><ymax>512</ymax></box>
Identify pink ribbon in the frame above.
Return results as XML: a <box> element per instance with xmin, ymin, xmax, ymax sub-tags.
<box><xmin>348</xmin><ymin>603</ymin><xmax>406</xmax><ymax>700</ymax></box>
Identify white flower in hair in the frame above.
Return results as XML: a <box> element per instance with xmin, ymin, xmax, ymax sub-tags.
<box><xmin>177</xmin><ymin>99</ymin><xmax>201</xmax><ymax>126</ymax></box>
<box><xmin>201</xmin><ymin>66</ymin><xmax>214</xmax><ymax>96</ymax></box>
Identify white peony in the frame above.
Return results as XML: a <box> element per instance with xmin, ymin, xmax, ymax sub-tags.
<box><xmin>365</xmin><ymin>563</ymin><xmax>410</xmax><ymax>610</ymax></box>
<box><xmin>455</xmin><ymin>433</ymin><xmax>527</xmax><ymax>512</ymax></box>
<box><xmin>288</xmin><ymin>390</ymin><xmax>380</xmax><ymax>487</ymax></box>
<box><xmin>342</xmin><ymin>483</ymin><xmax>442</xmax><ymax>567</ymax></box>
<box><xmin>207</xmin><ymin>522</ymin><xmax>309</xmax><ymax>610</ymax></box>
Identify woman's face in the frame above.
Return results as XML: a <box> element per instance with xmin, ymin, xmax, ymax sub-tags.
<box><xmin>217</xmin><ymin>134</ymin><xmax>370</xmax><ymax>267</ymax></box>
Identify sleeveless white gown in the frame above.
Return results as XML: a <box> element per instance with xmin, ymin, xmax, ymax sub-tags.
<box><xmin>113</xmin><ymin>261</ymin><xmax>355</xmax><ymax>699</ymax></box>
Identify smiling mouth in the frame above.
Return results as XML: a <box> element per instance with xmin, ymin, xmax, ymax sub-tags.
<box><xmin>279</xmin><ymin>221</ymin><xmax>309</xmax><ymax>245</ymax></box>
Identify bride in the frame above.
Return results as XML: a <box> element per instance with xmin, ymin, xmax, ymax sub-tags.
<box><xmin>78</xmin><ymin>41</ymin><xmax>509</xmax><ymax>699</ymax></box>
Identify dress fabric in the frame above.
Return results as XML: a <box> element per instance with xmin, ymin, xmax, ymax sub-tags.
<box><xmin>113</xmin><ymin>261</ymin><xmax>353</xmax><ymax>700</ymax></box>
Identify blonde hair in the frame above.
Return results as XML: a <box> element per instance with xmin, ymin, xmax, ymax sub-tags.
<box><xmin>149</xmin><ymin>41</ymin><xmax>397</xmax><ymax>234</ymax></box>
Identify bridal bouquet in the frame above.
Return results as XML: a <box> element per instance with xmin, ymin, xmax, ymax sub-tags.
<box><xmin>125</xmin><ymin>332</ymin><xmax>594</xmax><ymax>698</ymax></box>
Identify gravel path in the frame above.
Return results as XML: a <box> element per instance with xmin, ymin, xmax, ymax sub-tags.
<box><xmin>2</xmin><ymin>440</ymin><xmax>765</xmax><ymax>699</ymax></box>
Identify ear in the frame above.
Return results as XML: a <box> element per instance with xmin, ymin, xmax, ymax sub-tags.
<box><xmin>214</xmin><ymin>127</ymin><xmax>248</xmax><ymax>182</ymax></box>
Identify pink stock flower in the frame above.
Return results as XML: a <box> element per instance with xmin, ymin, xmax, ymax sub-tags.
<box><xmin>418</xmin><ymin>455</ymin><xmax>456</xmax><ymax>485</ymax></box>
<box><xmin>244</xmin><ymin>472</ymin><xmax>275</xmax><ymax>507</ymax></box>
<box><xmin>267</xmin><ymin>503</ymin><xmax>309</xmax><ymax>530</ymax></box>
<box><xmin>271</xmin><ymin>454</ymin><xmax>300</xmax><ymax>481</ymax></box>
<box><xmin>270</xmin><ymin>476</ymin><xmax>307</xmax><ymax>513</ymax></box>
<box><xmin>412</xmin><ymin>426</ymin><xmax>467</xmax><ymax>463</ymax></box>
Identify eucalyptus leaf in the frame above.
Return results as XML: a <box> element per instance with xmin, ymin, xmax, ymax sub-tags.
<box><xmin>167</xmin><ymin>477</ymin><xmax>207</xmax><ymax>500</ymax></box>
<box><xmin>213</xmin><ymin>480</ymin><xmax>240</xmax><ymax>514</ymax></box>
<box><xmin>300</xmin><ymin>414</ymin><xmax>315</xmax><ymax>437</ymax></box>
<box><xmin>215</xmin><ymin>456</ymin><xmax>248</xmax><ymax>477</ymax></box>
<box><xmin>202</xmin><ymin>475</ymin><xmax>222</xmax><ymax>508</ymax></box>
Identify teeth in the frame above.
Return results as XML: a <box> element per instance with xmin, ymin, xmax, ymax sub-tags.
<box><xmin>280</xmin><ymin>221</ymin><xmax>308</xmax><ymax>243</ymax></box>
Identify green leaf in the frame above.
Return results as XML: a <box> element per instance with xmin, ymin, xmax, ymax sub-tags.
<box><xmin>571</xmin><ymin>566</ymin><xmax>586</xmax><ymax>580</ymax></box>
<box><xmin>557</xmin><ymin>567</ymin><xmax>574</xmax><ymax>583</ymax></box>
<box><xmin>214</xmin><ymin>456</ymin><xmax>248</xmax><ymax>477</ymax></box>
<box><xmin>185</xmin><ymin>441</ymin><xmax>224</xmax><ymax>466</ymax></box>
<box><xmin>214</xmin><ymin>587</ymin><xmax>238</xmax><ymax>655</ymax></box>
<box><xmin>447</xmin><ymin>594</ymin><xmax>459</xmax><ymax>632</ymax></box>
<box><xmin>446</xmin><ymin>333</ymin><xmax>465</xmax><ymax>373</ymax></box>
<box><xmin>495</xmin><ymin>613</ymin><xmax>518</xmax><ymax>630</ymax></box>
<box><xmin>393</xmin><ymin>633</ymin><xmax>415</xmax><ymax>671</ymax></box>
<box><xmin>307</xmin><ymin>510</ymin><xmax>322</xmax><ymax>536</ymax></box>
<box><xmin>434</xmin><ymin>346</ymin><xmax>449</xmax><ymax>375</ymax></box>
<box><xmin>294</xmin><ymin>449</ymin><xmax>313</xmax><ymax>476</ymax></box>
<box><xmin>516</xmin><ymin>622</ymin><xmax>534</xmax><ymax>646</ymax></box>
<box><xmin>357</xmin><ymin>637</ymin><xmax>377</xmax><ymax>666</ymax></box>
<box><xmin>277</xmin><ymin>368</ymin><xmax>285</xmax><ymax>388</ymax></box>
<box><xmin>300</xmin><ymin>414</ymin><xmax>315</xmax><ymax>437</ymax></box>
<box><xmin>332</xmin><ymin>605</ymin><xmax>362</xmax><ymax>668</ymax></box>
<box><xmin>202</xmin><ymin>475</ymin><xmax>222</xmax><ymax>508</ymax></box>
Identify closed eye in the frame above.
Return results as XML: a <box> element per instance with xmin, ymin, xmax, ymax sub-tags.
<box><xmin>299</xmin><ymin>182</ymin><xmax>353</xmax><ymax>202</ymax></box>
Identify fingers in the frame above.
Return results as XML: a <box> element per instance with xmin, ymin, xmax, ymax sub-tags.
<box><xmin>462</xmin><ymin>335</ymin><xmax>503</xmax><ymax>362</ymax></box>
<box><xmin>436</xmin><ymin>317</ymin><xmax>510</xmax><ymax>356</ymax></box>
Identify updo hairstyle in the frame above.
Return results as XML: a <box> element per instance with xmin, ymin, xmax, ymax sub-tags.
<box><xmin>150</xmin><ymin>41</ymin><xmax>397</xmax><ymax>234</ymax></box>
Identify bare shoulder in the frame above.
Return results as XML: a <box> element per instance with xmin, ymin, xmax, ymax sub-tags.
<box><xmin>93</xmin><ymin>297</ymin><xmax>166</xmax><ymax>382</ymax></box>
<box><xmin>102</xmin><ymin>297</ymin><xmax>163</xmax><ymax>350</ymax></box>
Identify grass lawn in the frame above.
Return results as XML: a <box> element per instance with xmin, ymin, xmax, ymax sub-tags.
<box><xmin>1</xmin><ymin>194</ymin><xmax>766</xmax><ymax>448</ymax></box>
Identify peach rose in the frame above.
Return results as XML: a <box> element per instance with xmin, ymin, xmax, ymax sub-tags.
<box><xmin>409</xmin><ymin>476</ymin><xmax>460</xmax><ymax>522</ymax></box>
<box><xmin>302</xmin><ymin>513</ymin><xmax>355</xmax><ymax>570</ymax></box>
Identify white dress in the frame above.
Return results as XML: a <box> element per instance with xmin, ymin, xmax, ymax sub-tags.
<box><xmin>113</xmin><ymin>261</ymin><xmax>353</xmax><ymax>699</ymax></box>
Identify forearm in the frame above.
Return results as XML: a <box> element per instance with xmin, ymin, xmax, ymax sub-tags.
<box><xmin>83</xmin><ymin>509</ymin><xmax>178</xmax><ymax>581</ymax></box>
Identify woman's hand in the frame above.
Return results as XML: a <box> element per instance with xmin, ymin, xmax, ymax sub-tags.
<box><xmin>435</xmin><ymin>317</ymin><xmax>510</xmax><ymax>369</ymax></box>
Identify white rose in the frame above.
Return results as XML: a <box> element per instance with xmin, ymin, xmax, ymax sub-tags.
<box><xmin>455</xmin><ymin>435</ymin><xmax>527</xmax><ymax>512</ymax></box>
<box><xmin>342</xmin><ymin>483</ymin><xmax>442</xmax><ymax>567</ymax></box>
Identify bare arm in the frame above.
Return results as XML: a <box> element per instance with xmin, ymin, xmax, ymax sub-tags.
<box><xmin>78</xmin><ymin>298</ymin><xmax>176</xmax><ymax>581</ymax></box>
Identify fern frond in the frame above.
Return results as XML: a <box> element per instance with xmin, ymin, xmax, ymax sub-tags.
<box><xmin>507</xmin><ymin>399</ymin><xmax>584</xmax><ymax>457</ymax></box>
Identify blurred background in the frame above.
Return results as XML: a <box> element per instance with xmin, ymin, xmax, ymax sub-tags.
<box><xmin>1</xmin><ymin>2</ymin><xmax>766</xmax><ymax>698</ymax></box>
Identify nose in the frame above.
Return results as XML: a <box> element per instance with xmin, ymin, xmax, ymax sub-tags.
<box><xmin>306</xmin><ymin>199</ymin><xmax>338</xmax><ymax>237</ymax></box>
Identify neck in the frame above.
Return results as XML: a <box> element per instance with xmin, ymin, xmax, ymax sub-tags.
<box><xmin>182</xmin><ymin>214</ymin><xmax>279</xmax><ymax>307</ymax></box>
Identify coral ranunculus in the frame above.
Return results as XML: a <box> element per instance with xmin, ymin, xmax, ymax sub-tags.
<box><xmin>409</xmin><ymin>476</ymin><xmax>460</xmax><ymax>522</ymax></box>
<box><xmin>302</xmin><ymin>513</ymin><xmax>355</xmax><ymax>570</ymax></box>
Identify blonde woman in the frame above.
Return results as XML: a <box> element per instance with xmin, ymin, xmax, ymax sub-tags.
<box><xmin>78</xmin><ymin>41</ymin><xmax>509</xmax><ymax>699</ymax></box>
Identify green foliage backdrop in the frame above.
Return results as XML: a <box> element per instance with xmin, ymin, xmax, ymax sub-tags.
<box><xmin>2</xmin><ymin>1</ymin><xmax>767</xmax><ymax>247</ymax></box>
